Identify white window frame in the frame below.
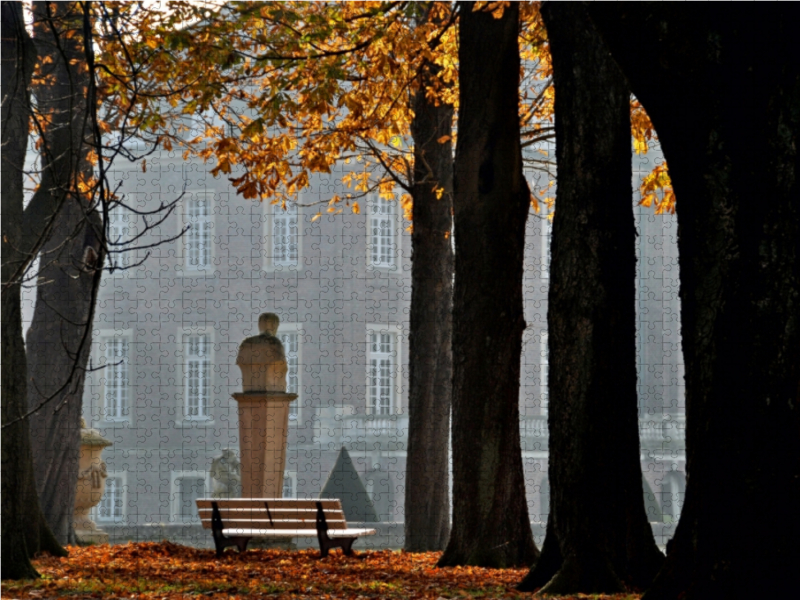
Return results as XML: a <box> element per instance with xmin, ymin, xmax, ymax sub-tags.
<box><xmin>662</xmin><ymin>471</ymin><xmax>685</xmax><ymax>523</ymax></box>
<box><xmin>366</xmin><ymin>324</ymin><xmax>403</xmax><ymax>415</ymax></box>
<box><xmin>95</xmin><ymin>471</ymin><xmax>127</xmax><ymax>522</ymax></box>
<box><xmin>107</xmin><ymin>203</ymin><xmax>135</xmax><ymax>277</ymax></box>
<box><xmin>263</xmin><ymin>200</ymin><xmax>301</xmax><ymax>270</ymax></box>
<box><xmin>183</xmin><ymin>191</ymin><xmax>214</xmax><ymax>272</ymax></box>
<box><xmin>367</xmin><ymin>194</ymin><xmax>399</xmax><ymax>270</ymax></box>
<box><xmin>98</xmin><ymin>330</ymin><xmax>132</xmax><ymax>423</ymax></box>
<box><xmin>171</xmin><ymin>471</ymin><xmax>210</xmax><ymax>522</ymax></box>
<box><xmin>282</xmin><ymin>470</ymin><xmax>297</xmax><ymax>499</ymax></box>
<box><xmin>540</xmin><ymin>331</ymin><xmax>549</xmax><ymax>414</ymax></box>
<box><xmin>277</xmin><ymin>323</ymin><xmax>303</xmax><ymax>424</ymax></box>
<box><xmin>541</xmin><ymin>216</ymin><xmax>552</xmax><ymax>279</ymax></box>
<box><xmin>181</xmin><ymin>329</ymin><xmax>213</xmax><ymax>422</ymax></box>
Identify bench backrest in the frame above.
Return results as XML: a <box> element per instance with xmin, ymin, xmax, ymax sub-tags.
<box><xmin>196</xmin><ymin>498</ymin><xmax>348</xmax><ymax>531</ymax></box>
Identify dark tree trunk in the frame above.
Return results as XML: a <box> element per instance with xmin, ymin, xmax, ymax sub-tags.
<box><xmin>27</xmin><ymin>212</ymin><xmax>102</xmax><ymax>546</ymax></box>
<box><xmin>589</xmin><ymin>6</ymin><xmax>800</xmax><ymax>599</ymax></box>
<box><xmin>1</xmin><ymin>1</ymin><xmax>67</xmax><ymax>581</ymax></box>
<box><xmin>26</xmin><ymin>0</ymin><xmax>101</xmax><ymax>547</ymax></box>
<box><xmin>518</xmin><ymin>4</ymin><xmax>664</xmax><ymax>594</ymax></box>
<box><xmin>404</xmin><ymin>20</ymin><xmax>454</xmax><ymax>552</ymax></box>
<box><xmin>525</xmin><ymin>3</ymin><xmax>666</xmax><ymax>592</ymax></box>
<box><xmin>438</xmin><ymin>2</ymin><xmax>538</xmax><ymax>568</ymax></box>
<box><xmin>517</xmin><ymin>514</ymin><xmax>562</xmax><ymax>591</ymax></box>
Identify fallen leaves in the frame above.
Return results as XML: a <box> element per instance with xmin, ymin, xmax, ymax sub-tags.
<box><xmin>3</xmin><ymin>542</ymin><xmax>642</xmax><ymax>599</ymax></box>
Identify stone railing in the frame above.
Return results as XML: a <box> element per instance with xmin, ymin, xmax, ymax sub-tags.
<box><xmin>314</xmin><ymin>410</ymin><xmax>685</xmax><ymax>454</ymax></box>
<box><xmin>520</xmin><ymin>416</ymin><xmax>549</xmax><ymax>452</ymax></box>
<box><xmin>639</xmin><ymin>414</ymin><xmax>686</xmax><ymax>451</ymax></box>
<box><xmin>324</xmin><ymin>413</ymin><xmax>410</xmax><ymax>451</ymax></box>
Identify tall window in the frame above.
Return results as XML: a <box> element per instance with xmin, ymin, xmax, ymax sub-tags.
<box><xmin>279</xmin><ymin>331</ymin><xmax>300</xmax><ymax>420</ymax></box>
<box><xmin>271</xmin><ymin>204</ymin><xmax>299</xmax><ymax>267</ymax></box>
<box><xmin>369</xmin><ymin>197</ymin><xmax>396</xmax><ymax>268</ymax></box>
<box><xmin>98</xmin><ymin>476</ymin><xmax>123</xmax><ymax>520</ymax></box>
<box><xmin>540</xmin><ymin>331</ymin><xmax>549</xmax><ymax>414</ymax></box>
<box><xmin>539</xmin><ymin>477</ymin><xmax>550</xmax><ymax>523</ymax></box>
<box><xmin>185</xmin><ymin>334</ymin><xmax>210</xmax><ymax>419</ymax></box>
<box><xmin>282</xmin><ymin>473</ymin><xmax>295</xmax><ymax>498</ymax></box>
<box><xmin>108</xmin><ymin>206</ymin><xmax>131</xmax><ymax>273</ymax></box>
<box><xmin>178</xmin><ymin>477</ymin><xmax>205</xmax><ymax>521</ymax></box>
<box><xmin>368</xmin><ymin>331</ymin><xmax>395</xmax><ymax>415</ymax></box>
<box><xmin>541</xmin><ymin>217</ymin><xmax>552</xmax><ymax>279</ymax></box>
<box><xmin>104</xmin><ymin>338</ymin><xmax>129</xmax><ymax>420</ymax></box>
<box><xmin>186</xmin><ymin>195</ymin><xmax>212</xmax><ymax>270</ymax></box>
<box><xmin>662</xmin><ymin>472</ymin><xmax>685</xmax><ymax>523</ymax></box>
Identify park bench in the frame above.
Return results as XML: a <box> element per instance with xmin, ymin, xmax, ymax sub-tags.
<box><xmin>196</xmin><ymin>498</ymin><xmax>376</xmax><ymax>558</ymax></box>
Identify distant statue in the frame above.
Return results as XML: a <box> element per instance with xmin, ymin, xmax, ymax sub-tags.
<box><xmin>235</xmin><ymin>312</ymin><xmax>288</xmax><ymax>392</ymax></box>
<box><xmin>210</xmin><ymin>449</ymin><xmax>241</xmax><ymax>499</ymax></box>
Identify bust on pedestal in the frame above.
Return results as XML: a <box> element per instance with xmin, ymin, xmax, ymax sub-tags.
<box><xmin>232</xmin><ymin>313</ymin><xmax>297</xmax><ymax>498</ymax></box>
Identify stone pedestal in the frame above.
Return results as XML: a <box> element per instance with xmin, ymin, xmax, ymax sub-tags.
<box><xmin>231</xmin><ymin>391</ymin><xmax>296</xmax><ymax>498</ymax></box>
<box><xmin>233</xmin><ymin>313</ymin><xmax>297</xmax><ymax>498</ymax></box>
<box><xmin>74</xmin><ymin>419</ymin><xmax>112</xmax><ymax>544</ymax></box>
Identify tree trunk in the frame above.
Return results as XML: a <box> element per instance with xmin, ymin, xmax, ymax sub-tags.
<box><xmin>404</xmin><ymin>33</ymin><xmax>454</xmax><ymax>551</ymax></box>
<box><xmin>518</xmin><ymin>4</ymin><xmax>664</xmax><ymax>594</ymax></box>
<box><xmin>438</xmin><ymin>2</ymin><xmax>538</xmax><ymax>568</ymax></box>
<box><xmin>517</xmin><ymin>514</ymin><xmax>562</xmax><ymax>591</ymax></box>
<box><xmin>1</xmin><ymin>1</ymin><xmax>67</xmax><ymax>581</ymax></box>
<box><xmin>589</xmin><ymin>6</ymin><xmax>800</xmax><ymax>599</ymax></box>
<box><xmin>26</xmin><ymin>0</ymin><xmax>100</xmax><ymax>547</ymax></box>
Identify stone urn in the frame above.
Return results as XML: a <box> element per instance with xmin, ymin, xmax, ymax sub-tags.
<box><xmin>73</xmin><ymin>418</ymin><xmax>112</xmax><ymax>544</ymax></box>
<box><xmin>232</xmin><ymin>313</ymin><xmax>297</xmax><ymax>498</ymax></box>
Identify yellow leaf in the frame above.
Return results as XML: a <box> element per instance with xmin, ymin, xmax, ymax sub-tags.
<box><xmin>437</xmin><ymin>135</ymin><xmax>451</xmax><ymax>144</ymax></box>
<box><xmin>311</xmin><ymin>212</ymin><xmax>322</xmax><ymax>222</ymax></box>
<box><xmin>352</xmin><ymin>202</ymin><xmax>360</xmax><ymax>214</ymax></box>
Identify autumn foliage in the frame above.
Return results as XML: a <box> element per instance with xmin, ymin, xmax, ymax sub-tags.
<box><xmin>2</xmin><ymin>542</ymin><xmax>642</xmax><ymax>599</ymax></box>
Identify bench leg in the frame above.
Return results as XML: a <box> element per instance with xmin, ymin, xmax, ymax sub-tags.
<box><xmin>317</xmin><ymin>534</ymin><xmax>357</xmax><ymax>558</ymax></box>
<box><xmin>212</xmin><ymin>528</ymin><xmax>228</xmax><ymax>558</ymax></box>
<box><xmin>232</xmin><ymin>537</ymin><xmax>251</xmax><ymax>553</ymax></box>
<box><xmin>340</xmin><ymin>537</ymin><xmax>356</xmax><ymax>556</ymax></box>
<box><xmin>318</xmin><ymin>533</ymin><xmax>332</xmax><ymax>558</ymax></box>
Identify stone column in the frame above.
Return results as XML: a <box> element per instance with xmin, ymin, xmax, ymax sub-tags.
<box><xmin>73</xmin><ymin>419</ymin><xmax>112</xmax><ymax>544</ymax></box>
<box><xmin>232</xmin><ymin>313</ymin><xmax>297</xmax><ymax>498</ymax></box>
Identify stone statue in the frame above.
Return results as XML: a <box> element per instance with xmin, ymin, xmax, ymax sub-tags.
<box><xmin>210</xmin><ymin>449</ymin><xmax>242</xmax><ymax>499</ymax></box>
<box><xmin>74</xmin><ymin>418</ymin><xmax>112</xmax><ymax>544</ymax></box>
<box><xmin>236</xmin><ymin>312</ymin><xmax>288</xmax><ymax>392</ymax></box>
<box><xmin>232</xmin><ymin>313</ymin><xmax>297</xmax><ymax>498</ymax></box>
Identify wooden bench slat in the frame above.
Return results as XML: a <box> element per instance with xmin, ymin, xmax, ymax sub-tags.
<box><xmin>198</xmin><ymin>507</ymin><xmax>344</xmax><ymax>521</ymax></box>
<box><xmin>196</xmin><ymin>499</ymin><xmax>341</xmax><ymax>510</ymax></box>
<box><xmin>201</xmin><ymin>519</ymin><xmax>348</xmax><ymax>530</ymax></box>
<box><xmin>221</xmin><ymin>528</ymin><xmax>377</xmax><ymax>538</ymax></box>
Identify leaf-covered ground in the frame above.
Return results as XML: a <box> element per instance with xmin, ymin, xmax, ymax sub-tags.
<box><xmin>3</xmin><ymin>541</ymin><xmax>641</xmax><ymax>599</ymax></box>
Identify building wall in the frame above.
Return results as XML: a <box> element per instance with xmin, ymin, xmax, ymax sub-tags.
<box><xmin>80</xmin><ymin>141</ymin><xmax>685</xmax><ymax>546</ymax></box>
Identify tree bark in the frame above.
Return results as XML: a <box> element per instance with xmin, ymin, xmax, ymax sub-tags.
<box><xmin>518</xmin><ymin>4</ymin><xmax>664</xmax><ymax>594</ymax></box>
<box><xmin>517</xmin><ymin>514</ymin><xmax>562</xmax><ymax>591</ymax></box>
<box><xmin>404</xmin><ymin>18</ymin><xmax>454</xmax><ymax>552</ymax></box>
<box><xmin>25</xmin><ymin>0</ymin><xmax>101</xmax><ymax>547</ymax></box>
<box><xmin>1</xmin><ymin>1</ymin><xmax>67</xmax><ymax>581</ymax></box>
<box><xmin>588</xmin><ymin>6</ymin><xmax>800</xmax><ymax>599</ymax></box>
<box><xmin>438</xmin><ymin>2</ymin><xmax>538</xmax><ymax>568</ymax></box>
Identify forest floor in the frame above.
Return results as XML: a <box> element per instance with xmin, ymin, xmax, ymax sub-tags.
<box><xmin>2</xmin><ymin>541</ymin><xmax>641</xmax><ymax>599</ymax></box>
